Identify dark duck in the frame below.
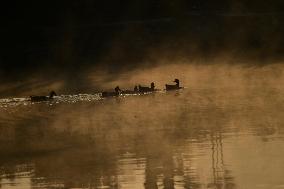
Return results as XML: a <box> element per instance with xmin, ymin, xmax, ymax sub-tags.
<box><xmin>101</xmin><ymin>86</ymin><xmax>121</xmax><ymax>97</ymax></box>
<box><xmin>120</xmin><ymin>85</ymin><xmax>139</xmax><ymax>95</ymax></box>
<box><xmin>165</xmin><ymin>79</ymin><xmax>183</xmax><ymax>90</ymax></box>
<box><xmin>138</xmin><ymin>82</ymin><xmax>155</xmax><ymax>93</ymax></box>
<box><xmin>30</xmin><ymin>91</ymin><xmax>57</xmax><ymax>102</ymax></box>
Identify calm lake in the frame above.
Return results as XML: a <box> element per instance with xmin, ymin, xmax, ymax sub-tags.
<box><xmin>0</xmin><ymin>65</ymin><xmax>284</xmax><ymax>189</ymax></box>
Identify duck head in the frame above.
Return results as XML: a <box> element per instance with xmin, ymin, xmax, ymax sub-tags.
<box><xmin>151</xmin><ymin>82</ymin><xmax>155</xmax><ymax>90</ymax></box>
<box><xmin>115</xmin><ymin>86</ymin><xmax>121</xmax><ymax>93</ymax></box>
<box><xmin>49</xmin><ymin>91</ymin><xmax>57</xmax><ymax>98</ymax></box>
<box><xmin>173</xmin><ymin>79</ymin><xmax>180</xmax><ymax>86</ymax></box>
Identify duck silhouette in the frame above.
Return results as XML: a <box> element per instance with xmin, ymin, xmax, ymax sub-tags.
<box><xmin>30</xmin><ymin>91</ymin><xmax>57</xmax><ymax>102</ymax></box>
<box><xmin>165</xmin><ymin>79</ymin><xmax>183</xmax><ymax>90</ymax></box>
<box><xmin>138</xmin><ymin>82</ymin><xmax>155</xmax><ymax>92</ymax></box>
<box><xmin>101</xmin><ymin>86</ymin><xmax>121</xmax><ymax>97</ymax></box>
<box><xmin>120</xmin><ymin>85</ymin><xmax>142</xmax><ymax>95</ymax></box>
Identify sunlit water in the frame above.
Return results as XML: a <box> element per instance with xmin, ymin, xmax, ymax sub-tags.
<box><xmin>0</xmin><ymin>94</ymin><xmax>102</xmax><ymax>108</ymax></box>
<box><xmin>0</xmin><ymin>81</ymin><xmax>284</xmax><ymax>189</ymax></box>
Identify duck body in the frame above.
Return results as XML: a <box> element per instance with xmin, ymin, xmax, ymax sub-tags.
<box><xmin>30</xmin><ymin>96</ymin><xmax>50</xmax><ymax>102</ymax></box>
<box><xmin>30</xmin><ymin>91</ymin><xmax>57</xmax><ymax>102</ymax></box>
<box><xmin>138</xmin><ymin>82</ymin><xmax>155</xmax><ymax>93</ymax></box>
<box><xmin>101</xmin><ymin>86</ymin><xmax>121</xmax><ymax>98</ymax></box>
<box><xmin>165</xmin><ymin>79</ymin><xmax>183</xmax><ymax>91</ymax></box>
<box><xmin>165</xmin><ymin>84</ymin><xmax>183</xmax><ymax>91</ymax></box>
<box><xmin>121</xmin><ymin>90</ymin><xmax>139</xmax><ymax>95</ymax></box>
<box><xmin>138</xmin><ymin>86</ymin><xmax>153</xmax><ymax>93</ymax></box>
<box><xmin>101</xmin><ymin>91</ymin><xmax>120</xmax><ymax>98</ymax></box>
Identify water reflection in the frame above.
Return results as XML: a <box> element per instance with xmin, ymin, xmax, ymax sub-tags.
<box><xmin>0</xmin><ymin>83</ymin><xmax>284</xmax><ymax>188</ymax></box>
<box><xmin>207</xmin><ymin>133</ymin><xmax>235</xmax><ymax>189</ymax></box>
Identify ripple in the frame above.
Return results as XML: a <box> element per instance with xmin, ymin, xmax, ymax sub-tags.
<box><xmin>0</xmin><ymin>93</ymin><xmax>102</xmax><ymax>108</ymax></box>
<box><xmin>0</xmin><ymin>90</ymin><xmax>169</xmax><ymax>108</ymax></box>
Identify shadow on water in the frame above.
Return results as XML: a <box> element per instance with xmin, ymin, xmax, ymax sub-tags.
<box><xmin>0</xmin><ymin>81</ymin><xmax>284</xmax><ymax>188</ymax></box>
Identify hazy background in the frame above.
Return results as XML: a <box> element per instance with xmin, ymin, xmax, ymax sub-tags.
<box><xmin>1</xmin><ymin>0</ymin><xmax>284</xmax><ymax>97</ymax></box>
<box><xmin>1</xmin><ymin>2</ymin><xmax>284</xmax><ymax>188</ymax></box>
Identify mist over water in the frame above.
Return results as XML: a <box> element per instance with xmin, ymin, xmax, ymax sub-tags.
<box><xmin>1</xmin><ymin>2</ymin><xmax>284</xmax><ymax>188</ymax></box>
<box><xmin>0</xmin><ymin>63</ymin><xmax>284</xmax><ymax>188</ymax></box>
<box><xmin>1</xmin><ymin>60</ymin><xmax>284</xmax><ymax>98</ymax></box>
<box><xmin>1</xmin><ymin>7</ymin><xmax>284</xmax><ymax>98</ymax></box>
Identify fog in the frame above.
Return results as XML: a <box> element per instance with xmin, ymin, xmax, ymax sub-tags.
<box><xmin>1</xmin><ymin>2</ymin><xmax>284</xmax><ymax>188</ymax></box>
<box><xmin>1</xmin><ymin>3</ymin><xmax>284</xmax><ymax>97</ymax></box>
<box><xmin>1</xmin><ymin>71</ymin><xmax>284</xmax><ymax>188</ymax></box>
<box><xmin>1</xmin><ymin>58</ymin><xmax>284</xmax><ymax>99</ymax></box>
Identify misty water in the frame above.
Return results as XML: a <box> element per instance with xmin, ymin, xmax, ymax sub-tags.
<box><xmin>1</xmin><ymin>64</ymin><xmax>284</xmax><ymax>189</ymax></box>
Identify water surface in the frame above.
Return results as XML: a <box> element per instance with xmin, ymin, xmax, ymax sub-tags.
<box><xmin>0</xmin><ymin>73</ymin><xmax>284</xmax><ymax>189</ymax></box>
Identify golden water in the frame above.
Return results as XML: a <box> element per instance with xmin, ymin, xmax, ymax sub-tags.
<box><xmin>0</xmin><ymin>64</ymin><xmax>284</xmax><ymax>189</ymax></box>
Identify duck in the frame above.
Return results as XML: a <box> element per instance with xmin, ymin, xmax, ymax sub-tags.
<box><xmin>165</xmin><ymin>79</ymin><xmax>183</xmax><ymax>90</ymax></box>
<box><xmin>138</xmin><ymin>82</ymin><xmax>155</xmax><ymax>93</ymax></box>
<box><xmin>120</xmin><ymin>86</ymin><xmax>140</xmax><ymax>95</ymax></box>
<box><xmin>30</xmin><ymin>91</ymin><xmax>57</xmax><ymax>102</ymax></box>
<box><xmin>101</xmin><ymin>86</ymin><xmax>121</xmax><ymax>97</ymax></box>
